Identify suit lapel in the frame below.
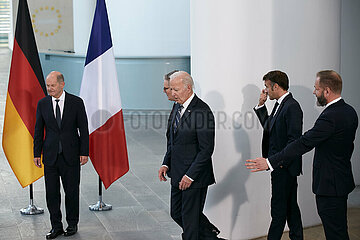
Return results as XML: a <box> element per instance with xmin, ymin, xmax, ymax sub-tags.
<box><xmin>179</xmin><ymin>95</ymin><xmax>198</xmax><ymax>127</ymax></box>
<box><xmin>61</xmin><ymin>92</ymin><xmax>69</xmax><ymax>128</ymax></box>
<box><xmin>269</xmin><ymin>93</ymin><xmax>292</xmax><ymax>132</ymax></box>
<box><xmin>172</xmin><ymin>95</ymin><xmax>198</xmax><ymax>137</ymax></box>
<box><xmin>47</xmin><ymin>96</ymin><xmax>59</xmax><ymax>129</ymax></box>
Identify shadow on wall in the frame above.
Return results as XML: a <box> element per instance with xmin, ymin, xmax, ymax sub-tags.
<box><xmin>204</xmin><ymin>84</ymin><xmax>261</xmax><ymax>238</ymax></box>
<box><xmin>290</xmin><ymin>85</ymin><xmax>322</xmax><ymax>226</ymax></box>
<box><xmin>291</xmin><ymin>85</ymin><xmax>320</xmax><ymax>131</ymax></box>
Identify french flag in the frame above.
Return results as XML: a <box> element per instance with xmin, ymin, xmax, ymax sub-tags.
<box><xmin>80</xmin><ymin>0</ymin><xmax>129</xmax><ymax>189</ymax></box>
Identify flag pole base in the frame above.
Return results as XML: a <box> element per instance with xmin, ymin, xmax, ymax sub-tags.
<box><xmin>89</xmin><ymin>201</ymin><xmax>112</xmax><ymax>211</ymax></box>
<box><xmin>20</xmin><ymin>204</ymin><xmax>44</xmax><ymax>215</ymax></box>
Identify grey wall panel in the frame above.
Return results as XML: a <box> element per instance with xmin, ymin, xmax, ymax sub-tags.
<box><xmin>39</xmin><ymin>53</ymin><xmax>190</xmax><ymax>110</ymax></box>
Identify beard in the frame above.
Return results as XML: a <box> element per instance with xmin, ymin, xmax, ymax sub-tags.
<box><xmin>316</xmin><ymin>92</ymin><xmax>327</xmax><ymax>106</ymax></box>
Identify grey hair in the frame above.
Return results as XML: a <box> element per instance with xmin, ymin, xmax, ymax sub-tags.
<box><xmin>170</xmin><ymin>71</ymin><xmax>194</xmax><ymax>89</ymax></box>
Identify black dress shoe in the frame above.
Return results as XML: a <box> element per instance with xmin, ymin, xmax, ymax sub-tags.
<box><xmin>46</xmin><ymin>228</ymin><xmax>64</xmax><ymax>239</ymax></box>
<box><xmin>64</xmin><ymin>225</ymin><xmax>78</xmax><ymax>237</ymax></box>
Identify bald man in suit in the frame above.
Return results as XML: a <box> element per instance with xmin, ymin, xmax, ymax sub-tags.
<box><xmin>34</xmin><ymin>71</ymin><xmax>89</xmax><ymax>239</ymax></box>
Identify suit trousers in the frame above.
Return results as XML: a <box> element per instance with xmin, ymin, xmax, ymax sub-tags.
<box><xmin>268</xmin><ymin>169</ymin><xmax>303</xmax><ymax>240</ymax></box>
<box><xmin>316</xmin><ymin>195</ymin><xmax>349</xmax><ymax>240</ymax></box>
<box><xmin>170</xmin><ymin>186</ymin><xmax>218</xmax><ymax>240</ymax></box>
<box><xmin>44</xmin><ymin>153</ymin><xmax>80</xmax><ymax>229</ymax></box>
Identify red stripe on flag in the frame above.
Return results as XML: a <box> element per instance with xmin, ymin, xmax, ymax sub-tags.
<box><xmin>89</xmin><ymin>110</ymin><xmax>129</xmax><ymax>189</ymax></box>
<box><xmin>8</xmin><ymin>39</ymin><xmax>45</xmax><ymax>137</ymax></box>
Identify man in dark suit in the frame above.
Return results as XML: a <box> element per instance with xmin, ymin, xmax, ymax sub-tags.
<box><xmin>33</xmin><ymin>71</ymin><xmax>89</xmax><ymax>239</ymax></box>
<box><xmin>158</xmin><ymin>71</ymin><xmax>223</xmax><ymax>240</ymax></box>
<box><xmin>163</xmin><ymin>70</ymin><xmax>179</xmax><ymax>139</ymax></box>
<box><xmin>246</xmin><ymin>70</ymin><xmax>358</xmax><ymax>240</ymax></box>
<box><xmin>253</xmin><ymin>70</ymin><xmax>303</xmax><ymax>240</ymax></box>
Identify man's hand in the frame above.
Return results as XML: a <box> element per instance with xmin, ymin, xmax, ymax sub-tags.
<box><xmin>158</xmin><ymin>166</ymin><xmax>168</xmax><ymax>181</ymax></box>
<box><xmin>179</xmin><ymin>175</ymin><xmax>192</xmax><ymax>190</ymax></box>
<box><xmin>34</xmin><ymin>157</ymin><xmax>42</xmax><ymax>168</ymax></box>
<box><xmin>245</xmin><ymin>157</ymin><xmax>268</xmax><ymax>172</ymax></box>
<box><xmin>258</xmin><ymin>89</ymin><xmax>268</xmax><ymax>106</ymax></box>
<box><xmin>80</xmin><ymin>156</ymin><xmax>88</xmax><ymax>165</ymax></box>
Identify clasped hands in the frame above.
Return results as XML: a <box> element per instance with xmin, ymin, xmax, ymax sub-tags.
<box><xmin>158</xmin><ymin>166</ymin><xmax>192</xmax><ymax>190</ymax></box>
<box><xmin>245</xmin><ymin>157</ymin><xmax>269</xmax><ymax>172</ymax></box>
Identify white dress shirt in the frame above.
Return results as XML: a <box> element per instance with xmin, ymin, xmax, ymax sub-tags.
<box><xmin>180</xmin><ymin>92</ymin><xmax>195</xmax><ymax>117</ymax></box>
<box><xmin>324</xmin><ymin>97</ymin><xmax>342</xmax><ymax>109</ymax></box>
<box><xmin>52</xmin><ymin>91</ymin><xmax>65</xmax><ymax>119</ymax></box>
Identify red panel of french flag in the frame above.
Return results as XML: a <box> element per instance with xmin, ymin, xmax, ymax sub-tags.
<box><xmin>80</xmin><ymin>0</ymin><xmax>129</xmax><ymax>189</ymax></box>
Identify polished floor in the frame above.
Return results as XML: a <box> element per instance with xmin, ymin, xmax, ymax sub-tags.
<box><xmin>0</xmin><ymin>48</ymin><xmax>359</xmax><ymax>240</ymax></box>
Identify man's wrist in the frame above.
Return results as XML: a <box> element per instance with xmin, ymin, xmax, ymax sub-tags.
<box><xmin>266</xmin><ymin>158</ymin><xmax>273</xmax><ymax>171</ymax></box>
<box><xmin>254</xmin><ymin>104</ymin><xmax>265</xmax><ymax>110</ymax></box>
<box><xmin>185</xmin><ymin>175</ymin><xmax>194</xmax><ymax>182</ymax></box>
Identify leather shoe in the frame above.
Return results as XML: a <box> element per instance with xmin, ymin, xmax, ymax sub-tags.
<box><xmin>64</xmin><ymin>225</ymin><xmax>78</xmax><ymax>237</ymax></box>
<box><xmin>46</xmin><ymin>228</ymin><xmax>64</xmax><ymax>239</ymax></box>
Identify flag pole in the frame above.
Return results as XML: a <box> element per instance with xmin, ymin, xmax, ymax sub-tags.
<box><xmin>89</xmin><ymin>176</ymin><xmax>112</xmax><ymax>211</ymax></box>
<box><xmin>20</xmin><ymin>183</ymin><xmax>44</xmax><ymax>215</ymax></box>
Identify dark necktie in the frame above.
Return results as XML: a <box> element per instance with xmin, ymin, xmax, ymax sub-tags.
<box><xmin>269</xmin><ymin>102</ymin><xmax>279</xmax><ymax>119</ymax></box>
<box><xmin>55</xmin><ymin>99</ymin><xmax>62</xmax><ymax>153</ymax></box>
<box><xmin>173</xmin><ymin>104</ymin><xmax>183</xmax><ymax>133</ymax></box>
<box><xmin>265</xmin><ymin>102</ymin><xmax>279</xmax><ymax>132</ymax></box>
<box><xmin>262</xmin><ymin>101</ymin><xmax>279</xmax><ymax>157</ymax></box>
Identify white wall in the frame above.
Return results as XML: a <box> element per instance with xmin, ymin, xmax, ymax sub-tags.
<box><xmin>191</xmin><ymin>0</ymin><xmax>342</xmax><ymax>239</ymax></box>
<box><xmin>341</xmin><ymin>0</ymin><xmax>360</xmax><ymax>185</ymax></box>
<box><xmin>73</xmin><ymin>0</ymin><xmax>95</xmax><ymax>55</ymax></box>
<box><xmin>73</xmin><ymin>0</ymin><xmax>190</xmax><ymax>56</ymax></box>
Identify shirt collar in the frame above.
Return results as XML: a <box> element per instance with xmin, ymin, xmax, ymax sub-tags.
<box><xmin>52</xmin><ymin>91</ymin><xmax>65</xmax><ymax>102</ymax></box>
<box><xmin>276</xmin><ymin>91</ymin><xmax>289</xmax><ymax>105</ymax></box>
<box><xmin>325</xmin><ymin>97</ymin><xmax>342</xmax><ymax>109</ymax></box>
<box><xmin>182</xmin><ymin>92</ymin><xmax>195</xmax><ymax>111</ymax></box>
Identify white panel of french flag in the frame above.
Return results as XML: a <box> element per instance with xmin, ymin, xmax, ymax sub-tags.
<box><xmin>80</xmin><ymin>0</ymin><xmax>129</xmax><ymax>189</ymax></box>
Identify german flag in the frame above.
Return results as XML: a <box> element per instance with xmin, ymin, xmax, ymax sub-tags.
<box><xmin>2</xmin><ymin>0</ymin><xmax>47</xmax><ymax>187</ymax></box>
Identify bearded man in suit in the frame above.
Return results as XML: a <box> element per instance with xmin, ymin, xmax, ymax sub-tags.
<box><xmin>246</xmin><ymin>70</ymin><xmax>358</xmax><ymax>240</ymax></box>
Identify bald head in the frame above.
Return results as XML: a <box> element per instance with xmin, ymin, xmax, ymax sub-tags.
<box><xmin>169</xmin><ymin>71</ymin><xmax>194</xmax><ymax>104</ymax></box>
<box><xmin>46</xmin><ymin>71</ymin><xmax>65</xmax><ymax>98</ymax></box>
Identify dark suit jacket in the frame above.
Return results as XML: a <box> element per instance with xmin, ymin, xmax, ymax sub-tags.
<box><xmin>269</xmin><ymin>99</ymin><xmax>358</xmax><ymax>196</ymax></box>
<box><xmin>166</xmin><ymin>102</ymin><xmax>177</xmax><ymax>140</ymax></box>
<box><xmin>34</xmin><ymin>92</ymin><xmax>89</xmax><ymax>166</ymax></box>
<box><xmin>163</xmin><ymin>94</ymin><xmax>216</xmax><ymax>188</ymax></box>
<box><xmin>254</xmin><ymin>93</ymin><xmax>303</xmax><ymax>176</ymax></box>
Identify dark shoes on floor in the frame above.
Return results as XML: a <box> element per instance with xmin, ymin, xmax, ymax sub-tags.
<box><xmin>64</xmin><ymin>225</ymin><xmax>78</xmax><ymax>237</ymax></box>
<box><xmin>46</xmin><ymin>225</ymin><xmax>77</xmax><ymax>239</ymax></box>
<box><xmin>46</xmin><ymin>228</ymin><xmax>64</xmax><ymax>239</ymax></box>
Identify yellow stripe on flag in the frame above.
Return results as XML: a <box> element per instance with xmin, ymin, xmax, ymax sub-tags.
<box><xmin>2</xmin><ymin>93</ymin><xmax>43</xmax><ymax>187</ymax></box>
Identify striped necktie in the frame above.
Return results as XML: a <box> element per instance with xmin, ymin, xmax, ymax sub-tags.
<box><xmin>173</xmin><ymin>104</ymin><xmax>183</xmax><ymax>133</ymax></box>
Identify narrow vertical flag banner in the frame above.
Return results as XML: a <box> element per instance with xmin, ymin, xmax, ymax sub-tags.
<box><xmin>2</xmin><ymin>0</ymin><xmax>47</xmax><ymax>187</ymax></box>
<box><xmin>80</xmin><ymin>0</ymin><xmax>129</xmax><ymax>189</ymax></box>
